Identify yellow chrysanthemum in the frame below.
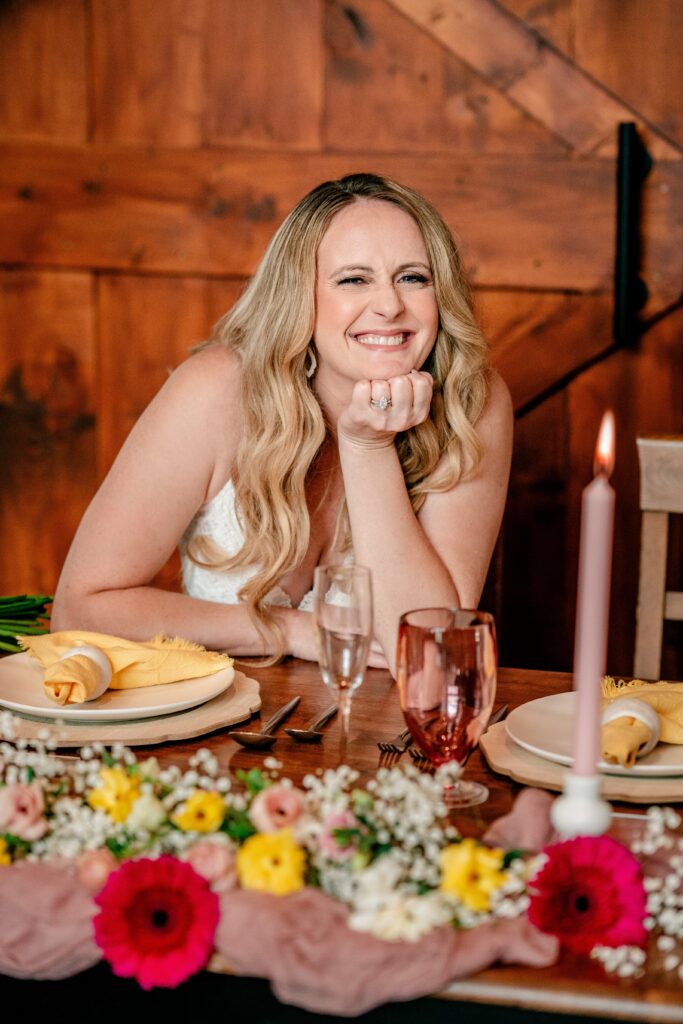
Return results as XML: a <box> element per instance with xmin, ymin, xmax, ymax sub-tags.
<box><xmin>236</xmin><ymin>828</ymin><xmax>306</xmax><ymax>896</ymax></box>
<box><xmin>0</xmin><ymin>837</ymin><xmax>11</xmax><ymax>866</ymax></box>
<box><xmin>173</xmin><ymin>790</ymin><xmax>225</xmax><ymax>833</ymax></box>
<box><xmin>439</xmin><ymin>838</ymin><xmax>508</xmax><ymax>912</ymax></box>
<box><xmin>87</xmin><ymin>767</ymin><xmax>141</xmax><ymax>824</ymax></box>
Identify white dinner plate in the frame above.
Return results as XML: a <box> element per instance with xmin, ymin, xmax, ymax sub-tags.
<box><xmin>506</xmin><ymin>691</ymin><xmax>683</xmax><ymax>778</ymax></box>
<box><xmin>0</xmin><ymin>652</ymin><xmax>234</xmax><ymax>722</ymax></box>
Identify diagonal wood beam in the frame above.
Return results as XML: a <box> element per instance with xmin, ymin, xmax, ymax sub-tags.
<box><xmin>384</xmin><ymin>0</ymin><xmax>682</xmax><ymax>159</ymax></box>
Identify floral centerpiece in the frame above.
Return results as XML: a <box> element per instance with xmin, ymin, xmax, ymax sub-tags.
<box><xmin>0</xmin><ymin>709</ymin><xmax>681</xmax><ymax>1010</ymax></box>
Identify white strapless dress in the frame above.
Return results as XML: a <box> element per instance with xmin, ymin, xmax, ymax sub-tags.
<box><xmin>180</xmin><ymin>479</ymin><xmax>315</xmax><ymax>611</ymax></box>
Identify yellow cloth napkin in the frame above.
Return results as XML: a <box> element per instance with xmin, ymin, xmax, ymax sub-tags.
<box><xmin>45</xmin><ymin>652</ymin><xmax>108</xmax><ymax>706</ymax></box>
<box><xmin>18</xmin><ymin>630</ymin><xmax>234</xmax><ymax>706</ymax></box>
<box><xmin>602</xmin><ymin>716</ymin><xmax>653</xmax><ymax>768</ymax></box>
<box><xmin>600</xmin><ymin>676</ymin><xmax>683</xmax><ymax>767</ymax></box>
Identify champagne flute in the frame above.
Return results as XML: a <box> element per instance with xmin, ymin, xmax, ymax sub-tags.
<box><xmin>312</xmin><ymin>564</ymin><xmax>373</xmax><ymax>765</ymax></box>
<box><xmin>396</xmin><ymin>608</ymin><xmax>497</xmax><ymax>807</ymax></box>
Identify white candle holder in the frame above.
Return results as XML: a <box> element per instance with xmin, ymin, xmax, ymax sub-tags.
<box><xmin>550</xmin><ymin>771</ymin><xmax>612</xmax><ymax>838</ymax></box>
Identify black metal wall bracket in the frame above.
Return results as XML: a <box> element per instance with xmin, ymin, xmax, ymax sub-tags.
<box><xmin>613</xmin><ymin>122</ymin><xmax>652</xmax><ymax>347</ymax></box>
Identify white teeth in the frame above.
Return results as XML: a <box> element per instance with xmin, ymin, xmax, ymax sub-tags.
<box><xmin>355</xmin><ymin>334</ymin><xmax>407</xmax><ymax>347</ymax></box>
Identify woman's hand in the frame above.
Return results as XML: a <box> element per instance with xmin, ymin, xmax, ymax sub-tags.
<box><xmin>282</xmin><ymin>609</ymin><xmax>389</xmax><ymax>669</ymax></box>
<box><xmin>337</xmin><ymin>370</ymin><xmax>433</xmax><ymax>450</ymax></box>
<box><xmin>367</xmin><ymin>639</ymin><xmax>390</xmax><ymax>669</ymax></box>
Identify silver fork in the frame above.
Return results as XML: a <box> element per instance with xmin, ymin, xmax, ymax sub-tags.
<box><xmin>378</xmin><ymin>746</ymin><xmax>406</xmax><ymax>768</ymax></box>
<box><xmin>377</xmin><ymin>727</ymin><xmax>411</xmax><ymax>754</ymax></box>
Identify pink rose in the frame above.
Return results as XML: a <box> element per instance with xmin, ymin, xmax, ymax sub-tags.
<box><xmin>185</xmin><ymin>840</ymin><xmax>237</xmax><ymax>892</ymax></box>
<box><xmin>0</xmin><ymin>781</ymin><xmax>49</xmax><ymax>841</ymax></box>
<box><xmin>78</xmin><ymin>848</ymin><xmax>118</xmax><ymax>892</ymax></box>
<box><xmin>318</xmin><ymin>810</ymin><xmax>359</xmax><ymax>861</ymax></box>
<box><xmin>249</xmin><ymin>785</ymin><xmax>305</xmax><ymax>833</ymax></box>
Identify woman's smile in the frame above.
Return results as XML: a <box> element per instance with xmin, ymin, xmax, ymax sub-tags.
<box><xmin>352</xmin><ymin>331</ymin><xmax>412</xmax><ymax>348</ymax></box>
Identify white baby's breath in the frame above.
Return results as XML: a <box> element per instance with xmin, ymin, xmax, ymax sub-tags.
<box><xmin>348</xmin><ymin>890</ymin><xmax>453</xmax><ymax>942</ymax></box>
<box><xmin>126</xmin><ymin>793</ymin><xmax>166</xmax><ymax>832</ymax></box>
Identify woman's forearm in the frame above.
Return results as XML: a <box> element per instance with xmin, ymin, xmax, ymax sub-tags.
<box><xmin>51</xmin><ymin>585</ymin><xmax>307</xmax><ymax>658</ymax></box>
<box><xmin>338</xmin><ymin>440</ymin><xmax>458</xmax><ymax>674</ymax></box>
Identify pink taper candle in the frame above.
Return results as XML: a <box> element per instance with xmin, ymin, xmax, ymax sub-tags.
<box><xmin>572</xmin><ymin>411</ymin><xmax>616</xmax><ymax>776</ymax></box>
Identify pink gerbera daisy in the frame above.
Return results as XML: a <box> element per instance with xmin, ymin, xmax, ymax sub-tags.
<box><xmin>94</xmin><ymin>855</ymin><xmax>220</xmax><ymax>989</ymax></box>
<box><xmin>528</xmin><ymin>835</ymin><xmax>647</xmax><ymax>955</ymax></box>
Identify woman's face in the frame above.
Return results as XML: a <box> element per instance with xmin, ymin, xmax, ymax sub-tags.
<box><xmin>313</xmin><ymin>200</ymin><xmax>439</xmax><ymax>392</ymax></box>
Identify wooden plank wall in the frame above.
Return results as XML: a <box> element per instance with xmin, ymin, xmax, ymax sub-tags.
<box><xmin>0</xmin><ymin>0</ymin><xmax>681</xmax><ymax>677</ymax></box>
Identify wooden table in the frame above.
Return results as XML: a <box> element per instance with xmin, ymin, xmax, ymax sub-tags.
<box><xmin>158</xmin><ymin>663</ymin><xmax>576</xmax><ymax>829</ymax></box>
<box><xmin>145</xmin><ymin>661</ymin><xmax>682</xmax><ymax>1023</ymax></box>
<box><xmin>2</xmin><ymin>662</ymin><xmax>682</xmax><ymax>1023</ymax></box>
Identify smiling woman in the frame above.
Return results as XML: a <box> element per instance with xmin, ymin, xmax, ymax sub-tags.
<box><xmin>51</xmin><ymin>173</ymin><xmax>513</xmax><ymax>674</ymax></box>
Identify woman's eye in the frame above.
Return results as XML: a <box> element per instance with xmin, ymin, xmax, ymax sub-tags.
<box><xmin>338</xmin><ymin>276</ymin><xmax>366</xmax><ymax>286</ymax></box>
<box><xmin>399</xmin><ymin>273</ymin><xmax>429</xmax><ymax>285</ymax></box>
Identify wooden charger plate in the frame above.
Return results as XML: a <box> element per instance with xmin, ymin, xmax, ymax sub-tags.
<box><xmin>480</xmin><ymin>722</ymin><xmax>683</xmax><ymax>803</ymax></box>
<box><xmin>4</xmin><ymin>671</ymin><xmax>261</xmax><ymax>747</ymax></box>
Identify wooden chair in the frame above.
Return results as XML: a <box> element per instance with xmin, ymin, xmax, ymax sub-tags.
<box><xmin>634</xmin><ymin>436</ymin><xmax>683</xmax><ymax>679</ymax></box>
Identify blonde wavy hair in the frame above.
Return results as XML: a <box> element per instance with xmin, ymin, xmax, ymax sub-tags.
<box><xmin>190</xmin><ymin>173</ymin><xmax>489</xmax><ymax>659</ymax></box>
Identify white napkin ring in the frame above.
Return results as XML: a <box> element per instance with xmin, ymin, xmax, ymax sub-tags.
<box><xmin>58</xmin><ymin>645</ymin><xmax>113</xmax><ymax>701</ymax></box>
<box><xmin>602</xmin><ymin>697</ymin><xmax>661</xmax><ymax>759</ymax></box>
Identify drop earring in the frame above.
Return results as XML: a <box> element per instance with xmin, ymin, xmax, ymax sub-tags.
<box><xmin>305</xmin><ymin>346</ymin><xmax>318</xmax><ymax>379</ymax></box>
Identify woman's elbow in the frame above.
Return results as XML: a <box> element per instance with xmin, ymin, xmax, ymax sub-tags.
<box><xmin>49</xmin><ymin>598</ymin><xmax>74</xmax><ymax>633</ymax></box>
<box><xmin>50</xmin><ymin>581</ymin><xmax>91</xmax><ymax>632</ymax></box>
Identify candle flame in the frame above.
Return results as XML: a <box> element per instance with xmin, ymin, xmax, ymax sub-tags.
<box><xmin>593</xmin><ymin>410</ymin><xmax>616</xmax><ymax>478</ymax></box>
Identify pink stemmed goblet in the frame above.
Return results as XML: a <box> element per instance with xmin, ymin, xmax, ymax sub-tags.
<box><xmin>396</xmin><ymin>608</ymin><xmax>497</xmax><ymax>807</ymax></box>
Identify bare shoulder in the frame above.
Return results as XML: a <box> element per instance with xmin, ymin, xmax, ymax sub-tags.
<box><xmin>150</xmin><ymin>344</ymin><xmax>241</xmax><ymax>437</ymax></box>
<box><xmin>160</xmin><ymin>345</ymin><xmax>242</xmax><ymax>488</ymax></box>
<box><xmin>426</xmin><ymin>371</ymin><xmax>512</xmax><ymax>496</ymax></box>
<box><xmin>166</xmin><ymin>344</ymin><xmax>241</xmax><ymax>410</ymax></box>
<box><xmin>111</xmin><ymin>344</ymin><xmax>242</xmax><ymax>500</ymax></box>
<box><xmin>475</xmin><ymin>370</ymin><xmax>513</xmax><ymax>443</ymax></box>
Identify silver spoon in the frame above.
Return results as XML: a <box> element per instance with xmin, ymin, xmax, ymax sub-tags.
<box><xmin>285</xmin><ymin>703</ymin><xmax>338</xmax><ymax>743</ymax></box>
<box><xmin>227</xmin><ymin>696</ymin><xmax>301</xmax><ymax>749</ymax></box>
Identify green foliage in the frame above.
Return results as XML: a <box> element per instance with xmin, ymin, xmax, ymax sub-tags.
<box><xmin>2</xmin><ymin>831</ymin><xmax>32</xmax><ymax>855</ymax></box>
<box><xmin>235</xmin><ymin>768</ymin><xmax>268</xmax><ymax>795</ymax></box>
<box><xmin>105</xmin><ymin>834</ymin><xmax>132</xmax><ymax>859</ymax></box>
<box><xmin>0</xmin><ymin>595</ymin><xmax>53</xmax><ymax>652</ymax></box>
<box><xmin>503</xmin><ymin>849</ymin><xmax>524</xmax><ymax>868</ymax></box>
<box><xmin>221</xmin><ymin>807</ymin><xmax>256</xmax><ymax>841</ymax></box>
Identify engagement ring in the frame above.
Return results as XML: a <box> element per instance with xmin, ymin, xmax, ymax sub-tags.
<box><xmin>370</xmin><ymin>396</ymin><xmax>392</xmax><ymax>410</ymax></box>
